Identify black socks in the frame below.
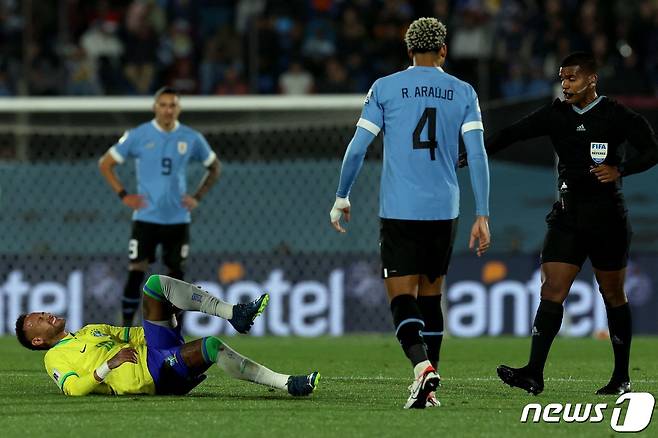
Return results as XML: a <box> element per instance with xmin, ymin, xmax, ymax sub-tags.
<box><xmin>417</xmin><ymin>295</ymin><xmax>443</xmax><ymax>370</ymax></box>
<box><xmin>606</xmin><ymin>302</ymin><xmax>632</xmax><ymax>382</ymax></box>
<box><xmin>527</xmin><ymin>299</ymin><xmax>564</xmax><ymax>375</ymax></box>
<box><xmin>122</xmin><ymin>270</ymin><xmax>146</xmax><ymax>326</ymax></box>
<box><xmin>390</xmin><ymin>294</ymin><xmax>427</xmax><ymax>366</ymax></box>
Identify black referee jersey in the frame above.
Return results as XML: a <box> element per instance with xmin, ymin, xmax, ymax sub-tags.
<box><xmin>487</xmin><ymin>96</ymin><xmax>658</xmax><ymax>195</ymax></box>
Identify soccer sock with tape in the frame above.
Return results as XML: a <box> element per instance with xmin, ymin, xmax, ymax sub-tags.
<box><xmin>527</xmin><ymin>299</ymin><xmax>563</xmax><ymax>375</ymax></box>
<box><xmin>606</xmin><ymin>302</ymin><xmax>632</xmax><ymax>381</ymax></box>
<box><xmin>122</xmin><ymin>270</ymin><xmax>145</xmax><ymax>325</ymax></box>
<box><xmin>390</xmin><ymin>294</ymin><xmax>429</xmax><ymax>370</ymax></box>
<box><xmin>202</xmin><ymin>336</ymin><xmax>289</xmax><ymax>389</ymax></box>
<box><xmin>143</xmin><ymin>275</ymin><xmax>233</xmax><ymax>319</ymax></box>
<box><xmin>417</xmin><ymin>295</ymin><xmax>443</xmax><ymax>370</ymax></box>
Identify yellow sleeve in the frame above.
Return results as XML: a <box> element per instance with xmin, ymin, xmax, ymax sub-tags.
<box><xmin>45</xmin><ymin>351</ymin><xmax>104</xmax><ymax>397</ymax></box>
<box><xmin>86</xmin><ymin>324</ymin><xmax>146</xmax><ymax>345</ymax></box>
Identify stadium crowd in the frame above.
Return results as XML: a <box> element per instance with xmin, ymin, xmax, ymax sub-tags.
<box><xmin>0</xmin><ymin>0</ymin><xmax>656</xmax><ymax>99</ymax></box>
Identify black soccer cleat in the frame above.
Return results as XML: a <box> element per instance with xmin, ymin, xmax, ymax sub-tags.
<box><xmin>287</xmin><ymin>371</ymin><xmax>320</xmax><ymax>396</ymax></box>
<box><xmin>228</xmin><ymin>293</ymin><xmax>269</xmax><ymax>334</ymax></box>
<box><xmin>596</xmin><ymin>379</ymin><xmax>631</xmax><ymax>395</ymax></box>
<box><xmin>497</xmin><ymin>365</ymin><xmax>544</xmax><ymax>395</ymax></box>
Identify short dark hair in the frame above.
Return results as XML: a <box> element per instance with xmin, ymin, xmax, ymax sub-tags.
<box><xmin>154</xmin><ymin>86</ymin><xmax>180</xmax><ymax>100</ymax></box>
<box><xmin>15</xmin><ymin>314</ymin><xmax>47</xmax><ymax>351</ymax></box>
<box><xmin>561</xmin><ymin>52</ymin><xmax>597</xmax><ymax>74</ymax></box>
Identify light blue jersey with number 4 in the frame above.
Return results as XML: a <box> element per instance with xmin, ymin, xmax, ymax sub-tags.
<box><xmin>357</xmin><ymin>66</ymin><xmax>483</xmax><ymax>220</ymax></box>
<box><xmin>109</xmin><ymin>120</ymin><xmax>216</xmax><ymax>224</ymax></box>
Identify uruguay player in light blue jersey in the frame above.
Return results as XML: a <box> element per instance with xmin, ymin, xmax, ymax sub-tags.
<box><xmin>329</xmin><ymin>18</ymin><xmax>490</xmax><ymax>409</ymax></box>
<box><xmin>99</xmin><ymin>87</ymin><xmax>221</xmax><ymax>326</ymax></box>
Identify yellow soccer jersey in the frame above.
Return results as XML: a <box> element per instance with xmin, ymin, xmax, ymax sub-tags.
<box><xmin>44</xmin><ymin>324</ymin><xmax>155</xmax><ymax>396</ymax></box>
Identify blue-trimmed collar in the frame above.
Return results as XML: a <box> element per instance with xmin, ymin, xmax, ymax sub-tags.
<box><xmin>571</xmin><ymin>95</ymin><xmax>604</xmax><ymax>114</ymax></box>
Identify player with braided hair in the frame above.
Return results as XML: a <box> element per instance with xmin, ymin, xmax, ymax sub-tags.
<box><xmin>330</xmin><ymin>17</ymin><xmax>490</xmax><ymax>409</ymax></box>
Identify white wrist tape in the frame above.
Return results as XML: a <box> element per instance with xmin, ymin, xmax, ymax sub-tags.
<box><xmin>330</xmin><ymin>197</ymin><xmax>350</xmax><ymax>222</ymax></box>
<box><xmin>95</xmin><ymin>362</ymin><xmax>111</xmax><ymax>381</ymax></box>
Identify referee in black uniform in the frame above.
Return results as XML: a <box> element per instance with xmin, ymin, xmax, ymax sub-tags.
<box><xmin>463</xmin><ymin>52</ymin><xmax>658</xmax><ymax>395</ymax></box>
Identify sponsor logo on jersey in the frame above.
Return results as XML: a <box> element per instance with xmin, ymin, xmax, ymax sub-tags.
<box><xmin>178</xmin><ymin>141</ymin><xmax>188</xmax><ymax>155</ymax></box>
<box><xmin>91</xmin><ymin>329</ymin><xmax>104</xmax><ymax>337</ymax></box>
<box><xmin>590</xmin><ymin>142</ymin><xmax>608</xmax><ymax>164</ymax></box>
<box><xmin>145</xmin><ymin>142</ymin><xmax>155</xmax><ymax>149</ymax></box>
<box><xmin>52</xmin><ymin>368</ymin><xmax>61</xmax><ymax>383</ymax></box>
<box><xmin>576</xmin><ymin>124</ymin><xmax>586</xmax><ymax>132</ymax></box>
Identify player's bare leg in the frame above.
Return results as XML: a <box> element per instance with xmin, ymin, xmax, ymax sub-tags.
<box><xmin>417</xmin><ymin>275</ymin><xmax>444</xmax><ymax>407</ymax></box>
<box><xmin>498</xmin><ymin>262</ymin><xmax>579</xmax><ymax>395</ymax></box>
<box><xmin>594</xmin><ymin>268</ymin><xmax>632</xmax><ymax>394</ymax></box>
<box><xmin>386</xmin><ymin>274</ymin><xmax>439</xmax><ymax>408</ymax></box>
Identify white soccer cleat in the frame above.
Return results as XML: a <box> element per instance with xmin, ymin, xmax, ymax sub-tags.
<box><xmin>404</xmin><ymin>366</ymin><xmax>441</xmax><ymax>409</ymax></box>
<box><xmin>425</xmin><ymin>391</ymin><xmax>441</xmax><ymax>408</ymax></box>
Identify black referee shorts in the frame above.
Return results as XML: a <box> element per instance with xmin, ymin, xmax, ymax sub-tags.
<box><xmin>380</xmin><ymin>218</ymin><xmax>458</xmax><ymax>282</ymax></box>
<box><xmin>541</xmin><ymin>194</ymin><xmax>631</xmax><ymax>271</ymax></box>
<box><xmin>129</xmin><ymin>221</ymin><xmax>190</xmax><ymax>270</ymax></box>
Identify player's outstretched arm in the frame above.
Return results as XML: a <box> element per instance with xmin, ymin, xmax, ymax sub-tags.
<box><xmin>459</xmin><ymin>103</ymin><xmax>553</xmax><ymax>168</ymax></box>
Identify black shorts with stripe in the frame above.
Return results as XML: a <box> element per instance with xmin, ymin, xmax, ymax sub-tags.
<box><xmin>380</xmin><ymin>218</ymin><xmax>458</xmax><ymax>282</ymax></box>
<box><xmin>541</xmin><ymin>193</ymin><xmax>631</xmax><ymax>271</ymax></box>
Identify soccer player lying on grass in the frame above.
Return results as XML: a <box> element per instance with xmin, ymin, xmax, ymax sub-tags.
<box><xmin>15</xmin><ymin>275</ymin><xmax>320</xmax><ymax>397</ymax></box>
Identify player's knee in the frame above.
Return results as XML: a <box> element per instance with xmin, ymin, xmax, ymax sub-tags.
<box><xmin>599</xmin><ymin>287</ymin><xmax>627</xmax><ymax>307</ymax></box>
<box><xmin>143</xmin><ymin>274</ymin><xmax>165</xmax><ymax>301</ymax></box>
<box><xmin>129</xmin><ymin>260</ymin><xmax>149</xmax><ymax>271</ymax></box>
<box><xmin>201</xmin><ymin>336</ymin><xmax>223</xmax><ymax>364</ymax></box>
<box><xmin>540</xmin><ymin>280</ymin><xmax>568</xmax><ymax>303</ymax></box>
<box><xmin>167</xmin><ymin>269</ymin><xmax>184</xmax><ymax>280</ymax></box>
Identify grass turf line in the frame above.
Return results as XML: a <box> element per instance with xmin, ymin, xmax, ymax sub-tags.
<box><xmin>0</xmin><ymin>335</ymin><xmax>656</xmax><ymax>437</ymax></box>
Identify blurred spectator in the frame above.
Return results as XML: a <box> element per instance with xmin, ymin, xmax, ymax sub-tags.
<box><xmin>279</xmin><ymin>61</ymin><xmax>314</xmax><ymax>94</ymax></box>
<box><xmin>4</xmin><ymin>0</ymin><xmax>657</xmax><ymax>98</ymax></box>
<box><xmin>316</xmin><ymin>57</ymin><xmax>352</xmax><ymax>93</ymax></box>
<box><xmin>215</xmin><ymin>65</ymin><xmax>248</xmax><ymax>95</ymax></box>
<box><xmin>64</xmin><ymin>45</ymin><xmax>103</xmax><ymax>95</ymax></box>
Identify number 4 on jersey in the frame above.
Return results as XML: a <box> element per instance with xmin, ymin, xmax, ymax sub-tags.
<box><xmin>413</xmin><ymin>107</ymin><xmax>438</xmax><ymax>160</ymax></box>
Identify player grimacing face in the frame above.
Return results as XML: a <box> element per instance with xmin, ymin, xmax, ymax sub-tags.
<box><xmin>153</xmin><ymin>93</ymin><xmax>181</xmax><ymax>129</ymax></box>
<box><xmin>23</xmin><ymin>312</ymin><xmax>66</xmax><ymax>347</ymax></box>
<box><xmin>559</xmin><ymin>65</ymin><xmax>597</xmax><ymax>107</ymax></box>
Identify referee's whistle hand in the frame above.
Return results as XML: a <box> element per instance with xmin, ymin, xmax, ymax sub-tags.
<box><xmin>590</xmin><ymin>164</ymin><xmax>620</xmax><ymax>183</ymax></box>
<box><xmin>469</xmin><ymin>216</ymin><xmax>490</xmax><ymax>257</ymax></box>
<box><xmin>122</xmin><ymin>194</ymin><xmax>146</xmax><ymax>210</ymax></box>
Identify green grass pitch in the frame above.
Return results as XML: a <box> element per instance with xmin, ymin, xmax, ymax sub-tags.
<box><xmin>1</xmin><ymin>335</ymin><xmax>656</xmax><ymax>437</ymax></box>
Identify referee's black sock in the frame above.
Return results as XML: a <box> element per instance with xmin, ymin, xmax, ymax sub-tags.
<box><xmin>606</xmin><ymin>302</ymin><xmax>632</xmax><ymax>382</ymax></box>
<box><xmin>122</xmin><ymin>270</ymin><xmax>146</xmax><ymax>326</ymax></box>
<box><xmin>390</xmin><ymin>294</ymin><xmax>428</xmax><ymax>367</ymax></box>
<box><xmin>527</xmin><ymin>299</ymin><xmax>564</xmax><ymax>375</ymax></box>
<box><xmin>417</xmin><ymin>295</ymin><xmax>443</xmax><ymax>370</ymax></box>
